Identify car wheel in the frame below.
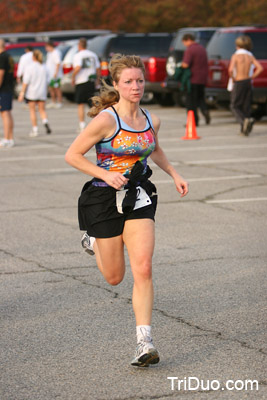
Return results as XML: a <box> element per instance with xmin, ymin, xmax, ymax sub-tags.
<box><xmin>251</xmin><ymin>103</ymin><xmax>266</xmax><ymax>120</ymax></box>
<box><xmin>154</xmin><ymin>93</ymin><xmax>175</xmax><ymax>107</ymax></box>
<box><xmin>141</xmin><ymin>92</ymin><xmax>155</xmax><ymax>104</ymax></box>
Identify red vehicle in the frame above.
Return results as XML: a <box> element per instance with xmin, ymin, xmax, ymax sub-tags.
<box><xmin>206</xmin><ymin>26</ymin><xmax>267</xmax><ymax>119</ymax></box>
<box><xmin>5</xmin><ymin>42</ymin><xmax>49</xmax><ymax>78</ymax></box>
<box><xmin>87</xmin><ymin>33</ymin><xmax>175</xmax><ymax>105</ymax></box>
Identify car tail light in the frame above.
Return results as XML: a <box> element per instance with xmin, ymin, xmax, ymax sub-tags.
<box><xmin>101</xmin><ymin>60</ymin><xmax>109</xmax><ymax>77</ymax></box>
<box><xmin>63</xmin><ymin>64</ymin><xmax>73</xmax><ymax>74</ymax></box>
<box><xmin>147</xmin><ymin>57</ymin><xmax>157</xmax><ymax>81</ymax></box>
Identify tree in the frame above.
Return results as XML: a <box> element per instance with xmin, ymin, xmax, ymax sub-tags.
<box><xmin>0</xmin><ymin>0</ymin><xmax>266</xmax><ymax>33</ymax></box>
<box><xmin>0</xmin><ymin>0</ymin><xmax>77</xmax><ymax>32</ymax></box>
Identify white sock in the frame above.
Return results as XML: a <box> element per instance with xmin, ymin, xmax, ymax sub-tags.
<box><xmin>42</xmin><ymin>119</ymin><xmax>48</xmax><ymax>124</ymax></box>
<box><xmin>136</xmin><ymin>325</ymin><xmax>151</xmax><ymax>343</ymax></box>
<box><xmin>91</xmin><ymin>236</ymin><xmax>96</xmax><ymax>249</ymax></box>
<box><xmin>33</xmin><ymin>126</ymin><xmax>38</xmax><ymax>133</ymax></box>
<box><xmin>79</xmin><ymin>121</ymin><xmax>86</xmax><ymax>130</ymax></box>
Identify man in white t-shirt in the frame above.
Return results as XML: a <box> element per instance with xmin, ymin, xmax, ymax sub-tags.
<box><xmin>17</xmin><ymin>46</ymin><xmax>33</xmax><ymax>83</ymax></box>
<box><xmin>45</xmin><ymin>41</ymin><xmax>63</xmax><ymax>108</ymax></box>
<box><xmin>72</xmin><ymin>38</ymin><xmax>101</xmax><ymax>131</ymax></box>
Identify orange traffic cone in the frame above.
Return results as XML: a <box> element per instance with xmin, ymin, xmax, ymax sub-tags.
<box><xmin>182</xmin><ymin>110</ymin><xmax>201</xmax><ymax>140</ymax></box>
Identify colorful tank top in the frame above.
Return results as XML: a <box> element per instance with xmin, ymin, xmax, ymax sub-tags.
<box><xmin>95</xmin><ymin>106</ymin><xmax>156</xmax><ymax>176</ymax></box>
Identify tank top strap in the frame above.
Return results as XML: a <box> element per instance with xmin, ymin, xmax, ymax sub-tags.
<box><xmin>111</xmin><ymin>105</ymin><xmax>122</xmax><ymax>131</ymax></box>
<box><xmin>140</xmin><ymin>108</ymin><xmax>155</xmax><ymax>134</ymax></box>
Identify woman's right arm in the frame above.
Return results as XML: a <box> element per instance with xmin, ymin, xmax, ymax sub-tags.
<box><xmin>251</xmin><ymin>57</ymin><xmax>263</xmax><ymax>79</ymax></box>
<box><xmin>65</xmin><ymin>113</ymin><xmax>128</xmax><ymax>189</ymax></box>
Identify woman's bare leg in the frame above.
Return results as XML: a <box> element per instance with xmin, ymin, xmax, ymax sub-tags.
<box><xmin>94</xmin><ymin>235</ymin><xmax>125</xmax><ymax>286</ymax></box>
<box><xmin>28</xmin><ymin>102</ymin><xmax>37</xmax><ymax>127</ymax></box>
<box><xmin>123</xmin><ymin>219</ymin><xmax>155</xmax><ymax>325</ymax></box>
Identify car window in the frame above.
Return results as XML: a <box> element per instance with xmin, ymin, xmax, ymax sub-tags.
<box><xmin>63</xmin><ymin>45</ymin><xmax>79</xmax><ymax>63</ymax></box>
<box><xmin>6</xmin><ymin>46</ymin><xmax>46</xmax><ymax>63</ymax></box>
<box><xmin>207</xmin><ymin>31</ymin><xmax>267</xmax><ymax>60</ymax></box>
<box><xmin>173</xmin><ymin>30</ymin><xmax>216</xmax><ymax>51</ymax></box>
<box><xmin>247</xmin><ymin>32</ymin><xmax>267</xmax><ymax>59</ymax></box>
<box><xmin>198</xmin><ymin>30</ymin><xmax>216</xmax><ymax>47</ymax></box>
<box><xmin>107</xmin><ymin>36</ymin><xmax>173</xmax><ymax>58</ymax></box>
<box><xmin>172</xmin><ymin>31</ymin><xmax>195</xmax><ymax>51</ymax></box>
<box><xmin>57</xmin><ymin>44</ymin><xmax>72</xmax><ymax>59</ymax></box>
<box><xmin>87</xmin><ymin>37</ymin><xmax>110</xmax><ymax>58</ymax></box>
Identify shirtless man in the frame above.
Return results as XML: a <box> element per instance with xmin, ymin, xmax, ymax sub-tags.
<box><xmin>229</xmin><ymin>35</ymin><xmax>263</xmax><ymax>136</ymax></box>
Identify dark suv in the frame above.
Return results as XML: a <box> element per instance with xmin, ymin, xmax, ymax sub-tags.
<box><xmin>165</xmin><ymin>27</ymin><xmax>217</xmax><ymax>104</ymax></box>
<box><xmin>206</xmin><ymin>26</ymin><xmax>267</xmax><ymax>119</ymax></box>
<box><xmin>87</xmin><ymin>33</ymin><xmax>175</xmax><ymax>104</ymax></box>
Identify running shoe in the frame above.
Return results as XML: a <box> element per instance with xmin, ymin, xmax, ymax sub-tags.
<box><xmin>247</xmin><ymin>118</ymin><xmax>255</xmax><ymax>135</ymax></box>
<box><xmin>0</xmin><ymin>139</ymin><xmax>14</xmax><ymax>148</ymax></box>
<box><xmin>81</xmin><ymin>232</ymin><xmax>95</xmax><ymax>255</ymax></box>
<box><xmin>242</xmin><ymin>118</ymin><xmax>250</xmax><ymax>136</ymax></box>
<box><xmin>131</xmin><ymin>337</ymin><xmax>160</xmax><ymax>367</ymax></box>
<box><xmin>44</xmin><ymin>123</ymin><xmax>52</xmax><ymax>134</ymax></box>
<box><xmin>6</xmin><ymin>139</ymin><xmax>14</xmax><ymax>148</ymax></box>
<box><xmin>29</xmin><ymin>130</ymin><xmax>39</xmax><ymax>137</ymax></box>
<box><xmin>0</xmin><ymin>139</ymin><xmax>9</xmax><ymax>147</ymax></box>
<box><xmin>46</xmin><ymin>102</ymin><xmax>56</xmax><ymax>109</ymax></box>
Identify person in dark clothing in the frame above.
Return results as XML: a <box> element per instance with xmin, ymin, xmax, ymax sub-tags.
<box><xmin>228</xmin><ymin>35</ymin><xmax>263</xmax><ymax>136</ymax></box>
<box><xmin>0</xmin><ymin>39</ymin><xmax>14</xmax><ymax>148</ymax></box>
<box><xmin>181</xmin><ymin>34</ymin><xmax>210</xmax><ymax>126</ymax></box>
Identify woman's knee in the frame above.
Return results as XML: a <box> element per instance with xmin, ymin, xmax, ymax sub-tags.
<box><xmin>100</xmin><ymin>259</ymin><xmax>125</xmax><ymax>286</ymax></box>
<box><xmin>133</xmin><ymin>260</ymin><xmax>152</xmax><ymax>282</ymax></box>
<box><xmin>105</xmin><ymin>271</ymin><xmax>125</xmax><ymax>286</ymax></box>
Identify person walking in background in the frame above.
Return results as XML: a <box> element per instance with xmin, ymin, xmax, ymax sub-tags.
<box><xmin>72</xmin><ymin>38</ymin><xmax>101</xmax><ymax>132</ymax></box>
<box><xmin>16</xmin><ymin>46</ymin><xmax>33</xmax><ymax>83</ymax></box>
<box><xmin>65</xmin><ymin>54</ymin><xmax>188</xmax><ymax>367</ymax></box>
<box><xmin>181</xmin><ymin>33</ymin><xmax>210</xmax><ymax>127</ymax></box>
<box><xmin>45</xmin><ymin>41</ymin><xmax>63</xmax><ymax>109</ymax></box>
<box><xmin>0</xmin><ymin>39</ymin><xmax>15</xmax><ymax>148</ymax></box>
<box><xmin>228</xmin><ymin>35</ymin><xmax>263</xmax><ymax>136</ymax></box>
<box><xmin>18</xmin><ymin>50</ymin><xmax>52</xmax><ymax>137</ymax></box>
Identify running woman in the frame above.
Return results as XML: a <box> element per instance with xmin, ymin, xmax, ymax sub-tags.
<box><xmin>65</xmin><ymin>54</ymin><xmax>189</xmax><ymax>367</ymax></box>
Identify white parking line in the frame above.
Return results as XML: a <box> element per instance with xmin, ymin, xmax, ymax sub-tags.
<box><xmin>206</xmin><ymin>197</ymin><xmax>267</xmax><ymax>204</ymax></box>
<box><xmin>0</xmin><ymin>154</ymin><xmax>266</xmax><ymax>166</ymax></box>
<box><xmin>0</xmin><ymin>155</ymin><xmax>64</xmax><ymax>162</ymax></box>
<box><xmin>186</xmin><ymin>157</ymin><xmax>267</xmax><ymax>165</ymax></box>
<box><xmin>153</xmin><ymin>174</ymin><xmax>261</xmax><ymax>184</ymax></box>
<box><xmin>162</xmin><ymin>143</ymin><xmax>267</xmax><ymax>151</ymax></box>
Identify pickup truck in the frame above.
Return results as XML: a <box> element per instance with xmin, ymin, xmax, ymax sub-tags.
<box><xmin>87</xmin><ymin>33</ymin><xmax>175</xmax><ymax>105</ymax></box>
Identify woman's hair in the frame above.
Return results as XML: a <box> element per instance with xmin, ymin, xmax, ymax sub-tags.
<box><xmin>235</xmin><ymin>35</ymin><xmax>252</xmax><ymax>51</ymax></box>
<box><xmin>89</xmin><ymin>53</ymin><xmax>146</xmax><ymax>118</ymax></box>
<box><xmin>33</xmin><ymin>49</ymin><xmax>43</xmax><ymax>63</ymax></box>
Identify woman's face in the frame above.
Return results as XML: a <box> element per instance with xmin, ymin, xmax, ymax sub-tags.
<box><xmin>114</xmin><ymin>68</ymin><xmax>145</xmax><ymax>103</ymax></box>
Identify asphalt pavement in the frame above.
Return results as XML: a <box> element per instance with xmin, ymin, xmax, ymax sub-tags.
<box><xmin>0</xmin><ymin>99</ymin><xmax>266</xmax><ymax>400</ymax></box>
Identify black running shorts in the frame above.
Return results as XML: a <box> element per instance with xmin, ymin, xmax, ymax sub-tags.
<box><xmin>78</xmin><ymin>180</ymin><xmax>157</xmax><ymax>238</ymax></box>
<box><xmin>75</xmin><ymin>81</ymin><xmax>95</xmax><ymax>104</ymax></box>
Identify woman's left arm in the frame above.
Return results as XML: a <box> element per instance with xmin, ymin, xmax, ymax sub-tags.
<box><xmin>150</xmin><ymin>114</ymin><xmax>189</xmax><ymax>197</ymax></box>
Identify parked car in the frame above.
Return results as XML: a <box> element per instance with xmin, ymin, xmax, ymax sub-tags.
<box><xmin>35</xmin><ymin>29</ymin><xmax>110</xmax><ymax>43</ymax></box>
<box><xmin>5</xmin><ymin>42</ymin><xmax>48</xmax><ymax>78</ymax></box>
<box><xmin>1</xmin><ymin>30</ymin><xmax>110</xmax><ymax>44</ymax></box>
<box><xmin>206</xmin><ymin>26</ymin><xmax>267</xmax><ymax>119</ymax></box>
<box><xmin>61</xmin><ymin>33</ymin><xmax>175</xmax><ymax>104</ymax></box>
<box><xmin>56</xmin><ymin>40</ymin><xmax>79</xmax><ymax>62</ymax></box>
<box><xmin>165</xmin><ymin>27</ymin><xmax>218</xmax><ymax>104</ymax></box>
<box><xmin>0</xmin><ymin>32</ymin><xmax>37</xmax><ymax>43</ymax></box>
